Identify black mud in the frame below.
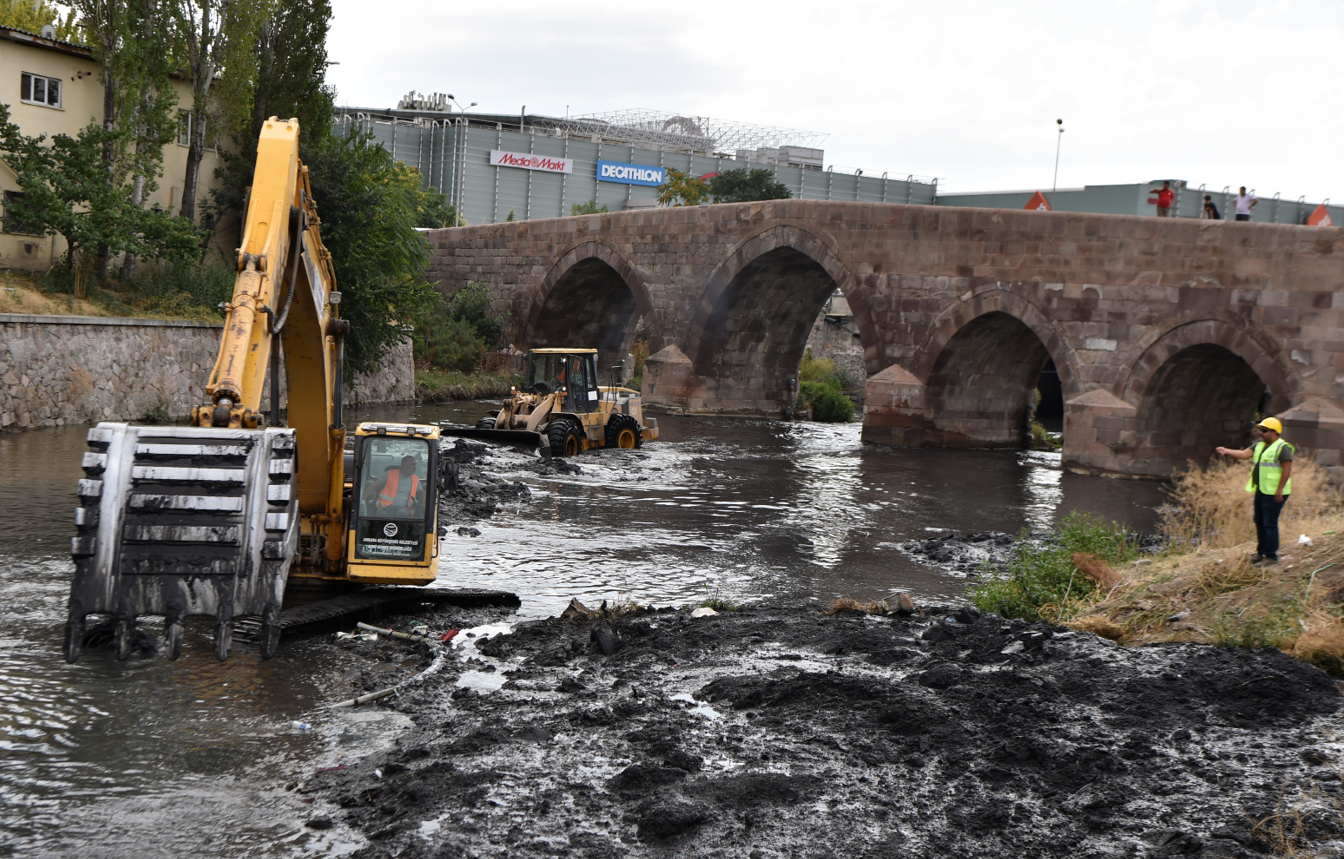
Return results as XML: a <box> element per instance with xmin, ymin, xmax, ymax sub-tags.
<box><xmin>899</xmin><ymin>531</ymin><xmax>1019</xmax><ymax>575</ymax></box>
<box><xmin>304</xmin><ymin>604</ymin><xmax>1344</xmax><ymax>858</ymax></box>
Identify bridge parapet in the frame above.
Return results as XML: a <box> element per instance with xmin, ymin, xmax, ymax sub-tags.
<box><xmin>428</xmin><ymin>201</ymin><xmax>1344</xmax><ymax>477</ymax></box>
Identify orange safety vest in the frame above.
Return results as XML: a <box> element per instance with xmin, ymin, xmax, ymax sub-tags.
<box><xmin>377</xmin><ymin>471</ymin><xmax>420</xmax><ymax>507</ymax></box>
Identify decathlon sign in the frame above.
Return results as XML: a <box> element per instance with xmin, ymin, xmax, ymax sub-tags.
<box><xmin>489</xmin><ymin>150</ymin><xmax>574</xmax><ymax>174</ymax></box>
<box><xmin>597</xmin><ymin>159</ymin><xmax>666</xmax><ymax>187</ymax></box>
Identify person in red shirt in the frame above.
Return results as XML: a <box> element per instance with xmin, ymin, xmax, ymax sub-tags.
<box><xmin>1149</xmin><ymin>181</ymin><xmax>1175</xmax><ymax>217</ymax></box>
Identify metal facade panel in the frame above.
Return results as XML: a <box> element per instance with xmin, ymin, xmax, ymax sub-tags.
<box><xmin>341</xmin><ymin>117</ymin><xmax>940</xmax><ymax>223</ymax></box>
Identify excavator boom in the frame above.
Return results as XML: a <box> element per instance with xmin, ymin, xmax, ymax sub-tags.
<box><xmin>65</xmin><ymin>118</ymin><xmax>352</xmax><ymax>663</ymax></box>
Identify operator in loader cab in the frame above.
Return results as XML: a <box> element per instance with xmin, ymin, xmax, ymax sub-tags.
<box><xmin>365</xmin><ymin>455</ymin><xmax>422</xmax><ymax>514</ymax></box>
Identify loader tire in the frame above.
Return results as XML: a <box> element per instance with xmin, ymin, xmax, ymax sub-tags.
<box><xmin>605</xmin><ymin>414</ymin><xmax>641</xmax><ymax>449</ymax></box>
<box><xmin>547</xmin><ymin>420</ymin><xmax>582</xmax><ymax>458</ymax></box>
<box><xmin>475</xmin><ymin>417</ymin><xmax>496</xmax><ymax>430</ymax></box>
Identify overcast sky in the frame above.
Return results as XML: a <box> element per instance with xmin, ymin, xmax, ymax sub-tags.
<box><xmin>327</xmin><ymin>0</ymin><xmax>1344</xmax><ymax>199</ymax></box>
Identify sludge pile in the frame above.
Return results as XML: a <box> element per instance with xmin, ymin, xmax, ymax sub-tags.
<box><xmin>305</xmin><ymin>603</ymin><xmax>1344</xmax><ymax>858</ymax></box>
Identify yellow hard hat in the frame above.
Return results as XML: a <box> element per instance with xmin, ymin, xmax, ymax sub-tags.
<box><xmin>1257</xmin><ymin>417</ymin><xmax>1283</xmax><ymax>434</ymax></box>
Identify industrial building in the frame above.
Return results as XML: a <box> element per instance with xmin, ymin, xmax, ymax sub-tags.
<box><xmin>334</xmin><ymin>98</ymin><xmax>937</xmax><ymax>226</ymax></box>
<box><xmin>343</xmin><ymin>94</ymin><xmax>1342</xmax><ymax>228</ymax></box>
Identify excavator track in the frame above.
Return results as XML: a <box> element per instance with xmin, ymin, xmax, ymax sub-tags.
<box><xmin>66</xmin><ymin>423</ymin><xmax>300</xmax><ymax>662</ymax></box>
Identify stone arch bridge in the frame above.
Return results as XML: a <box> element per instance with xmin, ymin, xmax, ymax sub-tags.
<box><xmin>427</xmin><ymin>201</ymin><xmax>1344</xmax><ymax>477</ymax></box>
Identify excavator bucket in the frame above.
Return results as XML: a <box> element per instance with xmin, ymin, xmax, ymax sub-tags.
<box><xmin>65</xmin><ymin>423</ymin><xmax>300</xmax><ymax>662</ymax></box>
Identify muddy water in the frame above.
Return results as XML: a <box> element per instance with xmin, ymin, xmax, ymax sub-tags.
<box><xmin>362</xmin><ymin>401</ymin><xmax>1166</xmax><ymax>618</ymax></box>
<box><xmin>0</xmin><ymin>407</ymin><xmax>1164</xmax><ymax>854</ymax></box>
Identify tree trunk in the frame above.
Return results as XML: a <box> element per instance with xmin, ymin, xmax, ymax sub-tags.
<box><xmin>180</xmin><ymin>114</ymin><xmax>204</xmax><ymax>222</ymax></box>
<box><xmin>123</xmin><ymin>171</ymin><xmax>145</xmax><ymax>279</ymax></box>
<box><xmin>95</xmin><ymin>62</ymin><xmax>117</xmax><ymax>278</ymax></box>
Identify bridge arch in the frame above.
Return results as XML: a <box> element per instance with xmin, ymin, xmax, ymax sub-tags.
<box><xmin>681</xmin><ymin>223</ymin><xmax>873</xmax><ymax>414</ymax></box>
<box><xmin>521</xmin><ymin>239</ymin><xmax>653</xmax><ymax>371</ymax></box>
<box><xmin>1118</xmin><ymin>317</ymin><xmax>1296</xmax><ymax>471</ymax></box>
<box><xmin>914</xmin><ymin>290</ymin><xmax>1078</xmax><ymax>447</ymax></box>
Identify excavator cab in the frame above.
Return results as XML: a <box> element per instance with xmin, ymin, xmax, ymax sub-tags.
<box><xmin>345</xmin><ymin>423</ymin><xmax>440</xmax><ymax>586</ymax></box>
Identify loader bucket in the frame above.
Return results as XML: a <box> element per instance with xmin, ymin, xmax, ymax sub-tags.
<box><xmin>65</xmin><ymin>423</ymin><xmax>300</xmax><ymax>662</ymax></box>
<box><xmin>438</xmin><ymin>426</ymin><xmax>552</xmax><ymax>458</ymax></box>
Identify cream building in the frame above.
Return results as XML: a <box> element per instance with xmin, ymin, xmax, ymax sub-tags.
<box><xmin>0</xmin><ymin>26</ymin><xmax>228</xmax><ymax>272</ymax></box>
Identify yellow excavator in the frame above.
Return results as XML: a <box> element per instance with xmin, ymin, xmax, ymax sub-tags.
<box><xmin>65</xmin><ymin>118</ymin><xmax>444</xmax><ymax>663</ymax></box>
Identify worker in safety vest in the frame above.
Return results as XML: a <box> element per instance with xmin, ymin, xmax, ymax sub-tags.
<box><xmin>1215</xmin><ymin>417</ymin><xmax>1294</xmax><ymax>565</ymax></box>
<box><xmin>365</xmin><ymin>455</ymin><xmax>422</xmax><ymax>514</ymax></box>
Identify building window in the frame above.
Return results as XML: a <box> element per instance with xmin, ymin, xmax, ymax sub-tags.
<box><xmin>4</xmin><ymin>191</ymin><xmax>41</xmax><ymax>236</ymax></box>
<box><xmin>177</xmin><ymin>109</ymin><xmax>191</xmax><ymax>146</ymax></box>
<box><xmin>20</xmin><ymin>72</ymin><xmax>61</xmax><ymax>109</ymax></box>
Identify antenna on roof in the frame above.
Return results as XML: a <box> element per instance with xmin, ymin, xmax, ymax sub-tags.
<box><xmin>39</xmin><ymin>24</ymin><xmax>55</xmax><ymax>39</ymax></box>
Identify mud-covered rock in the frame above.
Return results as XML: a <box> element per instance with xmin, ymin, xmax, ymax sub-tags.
<box><xmin>901</xmin><ymin>531</ymin><xmax>1019</xmax><ymax>574</ymax></box>
<box><xmin>314</xmin><ymin>604</ymin><xmax>1341</xmax><ymax>859</ymax></box>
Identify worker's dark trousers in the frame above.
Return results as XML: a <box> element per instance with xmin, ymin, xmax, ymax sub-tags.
<box><xmin>1253</xmin><ymin>492</ymin><xmax>1288</xmax><ymax>560</ymax></box>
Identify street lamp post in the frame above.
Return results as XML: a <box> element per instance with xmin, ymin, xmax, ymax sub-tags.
<box><xmin>450</xmin><ymin>96</ymin><xmax>477</xmax><ymax>114</ymax></box>
<box><xmin>1053</xmin><ymin>119</ymin><xmax>1064</xmax><ymax>193</ymax></box>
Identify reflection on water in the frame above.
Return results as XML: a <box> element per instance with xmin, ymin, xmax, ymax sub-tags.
<box><xmin>0</xmin><ymin>427</ymin><xmax>370</xmax><ymax>857</ymax></box>
<box><xmin>0</xmin><ymin>408</ymin><xmax>1165</xmax><ymax>854</ymax></box>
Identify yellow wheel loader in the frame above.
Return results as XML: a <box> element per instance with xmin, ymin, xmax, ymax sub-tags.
<box><xmin>65</xmin><ymin>118</ymin><xmax>449</xmax><ymax>663</ymax></box>
<box><xmin>442</xmin><ymin>348</ymin><xmax>658</xmax><ymax>457</ymax></box>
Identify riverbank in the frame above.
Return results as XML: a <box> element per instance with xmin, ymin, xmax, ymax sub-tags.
<box><xmin>303</xmin><ymin>600</ymin><xmax>1343</xmax><ymax>858</ymax></box>
<box><xmin>416</xmin><ymin>368</ymin><xmax>515</xmax><ymax>402</ymax></box>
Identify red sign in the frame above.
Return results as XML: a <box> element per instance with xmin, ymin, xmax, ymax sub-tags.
<box><xmin>1025</xmin><ymin>191</ymin><xmax>1051</xmax><ymax>211</ymax></box>
<box><xmin>489</xmin><ymin>150</ymin><xmax>574</xmax><ymax>174</ymax></box>
<box><xmin>1307</xmin><ymin>203</ymin><xmax>1333</xmax><ymax>227</ymax></box>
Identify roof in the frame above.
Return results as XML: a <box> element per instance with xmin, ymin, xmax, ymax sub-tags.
<box><xmin>0</xmin><ymin>26</ymin><xmax>92</xmax><ymax>60</ymax></box>
<box><xmin>529</xmin><ymin>348</ymin><xmax>598</xmax><ymax>354</ymax></box>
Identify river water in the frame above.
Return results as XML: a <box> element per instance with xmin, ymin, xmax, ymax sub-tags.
<box><xmin>0</xmin><ymin>405</ymin><xmax>1164</xmax><ymax>856</ymax></box>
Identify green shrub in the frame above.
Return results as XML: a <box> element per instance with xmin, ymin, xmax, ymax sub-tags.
<box><xmin>799</xmin><ymin>350</ymin><xmax>841</xmax><ymax>385</ymax></box>
<box><xmin>43</xmin><ymin>258</ymin><xmax>235</xmax><ymax>320</ymax></box>
<box><xmin>570</xmin><ymin>199</ymin><xmax>608</xmax><ymax>216</ymax></box>
<box><xmin>969</xmin><ymin>512</ymin><xmax>1139</xmax><ymax>623</ymax></box>
<box><xmin>410</xmin><ymin>282</ymin><xmax>509</xmax><ymax>374</ymax></box>
<box><xmin>798</xmin><ymin>379</ymin><xmax>854</xmax><ymax>423</ymax></box>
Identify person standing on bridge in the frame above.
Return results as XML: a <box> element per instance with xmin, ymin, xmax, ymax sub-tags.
<box><xmin>1234</xmin><ymin>187</ymin><xmax>1258</xmax><ymax>221</ymax></box>
<box><xmin>1149</xmin><ymin>181</ymin><xmax>1175</xmax><ymax>217</ymax></box>
<box><xmin>1215</xmin><ymin>417</ymin><xmax>1293</xmax><ymax>565</ymax></box>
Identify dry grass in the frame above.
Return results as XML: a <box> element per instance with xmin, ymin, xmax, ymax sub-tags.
<box><xmin>1064</xmin><ymin>614</ymin><xmax>1125</xmax><ymax>641</ymax></box>
<box><xmin>1072</xmin><ymin>552</ymin><xmax>1122</xmax><ymax>589</ymax></box>
<box><xmin>0</xmin><ymin>275</ymin><xmax>109</xmax><ymax>316</ymax></box>
<box><xmin>1161</xmin><ymin>457</ymin><xmax>1344</xmax><ymax>550</ymax></box>
<box><xmin>1060</xmin><ymin>457</ymin><xmax>1344</xmax><ymax>675</ymax></box>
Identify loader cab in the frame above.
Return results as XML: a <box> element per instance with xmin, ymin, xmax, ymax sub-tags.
<box><xmin>347</xmin><ymin>423</ymin><xmax>441</xmax><ymax>585</ymax></box>
<box><xmin>524</xmin><ymin>349</ymin><xmax>599</xmax><ymax>413</ymax></box>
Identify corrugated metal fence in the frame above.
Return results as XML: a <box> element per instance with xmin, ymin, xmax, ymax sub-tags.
<box><xmin>334</xmin><ymin>114</ymin><xmax>938</xmax><ymax>227</ymax></box>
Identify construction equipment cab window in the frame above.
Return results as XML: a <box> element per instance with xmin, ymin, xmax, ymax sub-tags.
<box><xmin>355</xmin><ymin>436</ymin><xmax>432</xmax><ymax>561</ymax></box>
<box><xmin>525</xmin><ymin>352</ymin><xmax>598</xmax><ymax>412</ymax></box>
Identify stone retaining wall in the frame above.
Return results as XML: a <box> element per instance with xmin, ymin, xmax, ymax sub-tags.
<box><xmin>0</xmin><ymin>314</ymin><xmax>414</xmax><ymax>430</ymax></box>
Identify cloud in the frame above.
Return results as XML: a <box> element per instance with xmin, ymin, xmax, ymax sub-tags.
<box><xmin>328</xmin><ymin>0</ymin><xmax>1344</xmax><ymax>199</ymax></box>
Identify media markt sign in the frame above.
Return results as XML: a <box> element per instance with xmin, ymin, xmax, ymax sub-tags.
<box><xmin>489</xmin><ymin>150</ymin><xmax>574</xmax><ymax>174</ymax></box>
<box><xmin>597</xmin><ymin>159</ymin><xmax>666</xmax><ymax>187</ymax></box>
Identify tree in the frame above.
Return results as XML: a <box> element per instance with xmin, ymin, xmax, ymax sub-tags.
<box><xmin>0</xmin><ymin>106</ymin><xmax>202</xmax><ymax>281</ymax></box>
<box><xmin>169</xmin><ymin>0</ymin><xmax>268</xmax><ymax>223</ymax></box>
<box><xmin>709</xmin><ymin>168</ymin><xmax>792</xmax><ymax>204</ymax></box>
<box><xmin>386</xmin><ymin>162</ymin><xmax>461</xmax><ymax>229</ymax></box>
<box><xmin>657</xmin><ymin>169</ymin><xmax>710</xmax><ymax>207</ymax></box>
<box><xmin>0</xmin><ymin>1</ymin><xmax>79</xmax><ymax>38</ymax></box>
<box><xmin>247</xmin><ymin>0</ymin><xmax>332</xmax><ymax>141</ymax></box>
<box><xmin>206</xmin><ymin>0</ymin><xmax>333</xmax><ymax>239</ymax></box>
<box><xmin>301</xmin><ymin>131</ymin><xmax>440</xmax><ymax>377</ymax></box>
<box><xmin>71</xmin><ymin>0</ymin><xmax>182</xmax><ymax>277</ymax></box>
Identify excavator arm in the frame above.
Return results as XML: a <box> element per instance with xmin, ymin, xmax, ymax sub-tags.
<box><xmin>65</xmin><ymin>118</ymin><xmax>347</xmax><ymax>662</ymax></box>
